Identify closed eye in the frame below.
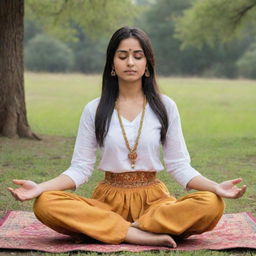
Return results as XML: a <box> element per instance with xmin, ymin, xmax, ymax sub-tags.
<box><xmin>118</xmin><ymin>56</ymin><xmax>143</xmax><ymax>60</ymax></box>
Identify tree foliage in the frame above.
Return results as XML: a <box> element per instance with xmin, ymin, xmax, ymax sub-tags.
<box><xmin>67</xmin><ymin>27</ymin><xmax>107</xmax><ymax>73</ymax></box>
<box><xmin>136</xmin><ymin>0</ymin><xmax>252</xmax><ymax>78</ymax></box>
<box><xmin>22</xmin><ymin>0</ymin><xmax>256</xmax><ymax>78</ymax></box>
<box><xmin>139</xmin><ymin>0</ymin><xmax>205</xmax><ymax>75</ymax></box>
<box><xmin>175</xmin><ymin>0</ymin><xmax>256</xmax><ymax>48</ymax></box>
<box><xmin>237</xmin><ymin>43</ymin><xmax>256</xmax><ymax>78</ymax></box>
<box><xmin>25</xmin><ymin>0</ymin><xmax>139</xmax><ymax>42</ymax></box>
<box><xmin>25</xmin><ymin>34</ymin><xmax>74</xmax><ymax>72</ymax></box>
<box><xmin>24</xmin><ymin>0</ymin><xmax>140</xmax><ymax>73</ymax></box>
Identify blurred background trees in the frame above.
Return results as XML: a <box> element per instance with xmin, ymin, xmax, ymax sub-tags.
<box><xmin>24</xmin><ymin>0</ymin><xmax>256</xmax><ymax>79</ymax></box>
<box><xmin>24</xmin><ymin>0</ymin><xmax>139</xmax><ymax>74</ymax></box>
<box><xmin>0</xmin><ymin>0</ymin><xmax>138</xmax><ymax>139</ymax></box>
<box><xmin>1</xmin><ymin>0</ymin><xmax>254</xmax><ymax>140</ymax></box>
<box><xmin>25</xmin><ymin>34</ymin><xmax>74</xmax><ymax>72</ymax></box>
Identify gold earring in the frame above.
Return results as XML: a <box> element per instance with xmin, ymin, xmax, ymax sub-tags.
<box><xmin>111</xmin><ymin>68</ymin><xmax>116</xmax><ymax>76</ymax></box>
<box><xmin>145</xmin><ymin>67</ymin><xmax>150</xmax><ymax>77</ymax></box>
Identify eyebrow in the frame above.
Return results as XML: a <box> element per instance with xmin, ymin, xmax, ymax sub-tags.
<box><xmin>116</xmin><ymin>50</ymin><xmax>144</xmax><ymax>53</ymax></box>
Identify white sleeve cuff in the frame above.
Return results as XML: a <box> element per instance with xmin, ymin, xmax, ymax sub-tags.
<box><xmin>166</xmin><ymin>162</ymin><xmax>201</xmax><ymax>190</ymax></box>
<box><xmin>62</xmin><ymin>167</ymin><xmax>91</xmax><ymax>189</ymax></box>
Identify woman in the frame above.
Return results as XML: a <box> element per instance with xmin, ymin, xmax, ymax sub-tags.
<box><xmin>8</xmin><ymin>27</ymin><xmax>246</xmax><ymax>248</ymax></box>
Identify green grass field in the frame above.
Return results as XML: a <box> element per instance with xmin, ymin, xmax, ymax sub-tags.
<box><xmin>0</xmin><ymin>73</ymin><xmax>256</xmax><ymax>256</ymax></box>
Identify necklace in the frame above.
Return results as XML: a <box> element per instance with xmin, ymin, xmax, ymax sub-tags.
<box><xmin>115</xmin><ymin>97</ymin><xmax>147</xmax><ymax>169</ymax></box>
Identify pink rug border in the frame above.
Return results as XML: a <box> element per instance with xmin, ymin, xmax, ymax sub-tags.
<box><xmin>246</xmin><ymin>212</ymin><xmax>256</xmax><ymax>223</ymax></box>
<box><xmin>0</xmin><ymin>211</ymin><xmax>11</xmax><ymax>227</ymax></box>
<box><xmin>0</xmin><ymin>211</ymin><xmax>255</xmax><ymax>253</ymax></box>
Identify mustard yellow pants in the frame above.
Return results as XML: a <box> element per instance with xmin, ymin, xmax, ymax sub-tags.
<box><xmin>33</xmin><ymin>180</ymin><xmax>224</xmax><ymax>244</ymax></box>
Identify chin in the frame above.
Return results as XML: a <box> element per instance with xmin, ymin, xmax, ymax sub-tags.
<box><xmin>119</xmin><ymin>76</ymin><xmax>142</xmax><ymax>83</ymax></box>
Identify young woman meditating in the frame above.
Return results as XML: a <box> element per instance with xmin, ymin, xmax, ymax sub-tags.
<box><xmin>8</xmin><ymin>27</ymin><xmax>246</xmax><ymax>248</ymax></box>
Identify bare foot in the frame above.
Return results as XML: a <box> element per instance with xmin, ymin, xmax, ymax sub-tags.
<box><xmin>131</xmin><ymin>221</ymin><xmax>139</xmax><ymax>228</ymax></box>
<box><xmin>124</xmin><ymin>227</ymin><xmax>177</xmax><ymax>248</ymax></box>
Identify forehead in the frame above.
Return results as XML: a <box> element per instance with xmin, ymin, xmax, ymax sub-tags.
<box><xmin>116</xmin><ymin>37</ymin><xmax>143</xmax><ymax>52</ymax></box>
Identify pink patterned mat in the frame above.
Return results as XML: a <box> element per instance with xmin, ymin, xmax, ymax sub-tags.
<box><xmin>0</xmin><ymin>211</ymin><xmax>255</xmax><ymax>253</ymax></box>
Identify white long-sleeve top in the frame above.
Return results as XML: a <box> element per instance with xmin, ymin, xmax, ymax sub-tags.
<box><xmin>62</xmin><ymin>94</ymin><xmax>201</xmax><ymax>189</ymax></box>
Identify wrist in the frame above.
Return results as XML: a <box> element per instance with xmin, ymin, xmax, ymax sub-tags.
<box><xmin>212</xmin><ymin>183</ymin><xmax>219</xmax><ymax>194</ymax></box>
<box><xmin>37</xmin><ymin>183</ymin><xmax>47</xmax><ymax>194</ymax></box>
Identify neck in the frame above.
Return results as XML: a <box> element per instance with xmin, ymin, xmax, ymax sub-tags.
<box><xmin>118</xmin><ymin>79</ymin><xmax>144</xmax><ymax>100</ymax></box>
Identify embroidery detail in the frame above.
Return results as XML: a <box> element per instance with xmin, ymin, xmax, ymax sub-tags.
<box><xmin>104</xmin><ymin>171</ymin><xmax>157</xmax><ymax>188</ymax></box>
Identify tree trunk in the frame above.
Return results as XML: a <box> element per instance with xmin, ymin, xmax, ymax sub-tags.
<box><xmin>0</xmin><ymin>0</ymin><xmax>39</xmax><ymax>139</ymax></box>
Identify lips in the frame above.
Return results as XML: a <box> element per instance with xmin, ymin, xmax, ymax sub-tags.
<box><xmin>124</xmin><ymin>70</ymin><xmax>136</xmax><ymax>73</ymax></box>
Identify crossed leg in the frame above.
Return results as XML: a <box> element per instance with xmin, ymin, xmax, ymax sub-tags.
<box><xmin>137</xmin><ymin>191</ymin><xmax>225</xmax><ymax>238</ymax></box>
<box><xmin>33</xmin><ymin>190</ymin><xmax>224</xmax><ymax>247</ymax></box>
<box><xmin>33</xmin><ymin>191</ymin><xmax>131</xmax><ymax>244</ymax></box>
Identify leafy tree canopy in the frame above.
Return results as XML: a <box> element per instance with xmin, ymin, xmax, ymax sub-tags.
<box><xmin>25</xmin><ymin>0</ymin><xmax>139</xmax><ymax>42</ymax></box>
<box><xmin>175</xmin><ymin>0</ymin><xmax>256</xmax><ymax>48</ymax></box>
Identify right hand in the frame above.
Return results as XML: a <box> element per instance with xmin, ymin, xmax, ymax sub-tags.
<box><xmin>8</xmin><ymin>180</ymin><xmax>43</xmax><ymax>201</ymax></box>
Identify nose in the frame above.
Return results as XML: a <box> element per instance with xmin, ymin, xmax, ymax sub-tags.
<box><xmin>127</xmin><ymin>55</ymin><xmax>134</xmax><ymax>66</ymax></box>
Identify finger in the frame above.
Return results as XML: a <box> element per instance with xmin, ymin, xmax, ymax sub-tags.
<box><xmin>7</xmin><ymin>188</ymin><xmax>24</xmax><ymax>201</ymax></box>
<box><xmin>241</xmin><ymin>184</ymin><xmax>247</xmax><ymax>191</ymax></box>
<box><xmin>12</xmin><ymin>179</ymin><xmax>26</xmax><ymax>185</ymax></box>
<box><xmin>9</xmin><ymin>190</ymin><xmax>20</xmax><ymax>201</ymax></box>
<box><xmin>8</xmin><ymin>188</ymin><xmax>16</xmax><ymax>196</ymax></box>
<box><xmin>232</xmin><ymin>178</ymin><xmax>242</xmax><ymax>185</ymax></box>
<box><xmin>14</xmin><ymin>193</ymin><xmax>25</xmax><ymax>201</ymax></box>
<box><xmin>7</xmin><ymin>188</ymin><xmax>19</xmax><ymax>199</ymax></box>
<box><xmin>238</xmin><ymin>185</ymin><xmax>247</xmax><ymax>197</ymax></box>
<box><xmin>234</xmin><ymin>185</ymin><xmax>247</xmax><ymax>199</ymax></box>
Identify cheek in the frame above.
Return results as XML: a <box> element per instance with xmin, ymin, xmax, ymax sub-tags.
<box><xmin>138</xmin><ymin>62</ymin><xmax>147</xmax><ymax>73</ymax></box>
<box><xmin>140</xmin><ymin>58</ymin><xmax>147</xmax><ymax>68</ymax></box>
<box><xmin>113</xmin><ymin>59</ymin><xmax>123</xmax><ymax>72</ymax></box>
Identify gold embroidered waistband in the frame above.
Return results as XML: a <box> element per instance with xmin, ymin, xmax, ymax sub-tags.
<box><xmin>104</xmin><ymin>171</ymin><xmax>157</xmax><ymax>188</ymax></box>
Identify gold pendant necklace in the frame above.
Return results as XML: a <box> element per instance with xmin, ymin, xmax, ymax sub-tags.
<box><xmin>115</xmin><ymin>97</ymin><xmax>147</xmax><ymax>169</ymax></box>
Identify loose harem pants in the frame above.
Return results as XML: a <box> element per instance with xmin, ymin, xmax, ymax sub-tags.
<box><xmin>33</xmin><ymin>177</ymin><xmax>224</xmax><ymax>244</ymax></box>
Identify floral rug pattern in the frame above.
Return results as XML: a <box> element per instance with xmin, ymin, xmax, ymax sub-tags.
<box><xmin>0</xmin><ymin>211</ymin><xmax>255</xmax><ymax>252</ymax></box>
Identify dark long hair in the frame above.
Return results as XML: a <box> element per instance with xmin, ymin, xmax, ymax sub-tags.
<box><xmin>95</xmin><ymin>26</ymin><xmax>168</xmax><ymax>147</ymax></box>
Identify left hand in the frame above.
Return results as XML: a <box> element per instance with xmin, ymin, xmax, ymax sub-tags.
<box><xmin>215</xmin><ymin>178</ymin><xmax>247</xmax><ymax>199</ymax></box>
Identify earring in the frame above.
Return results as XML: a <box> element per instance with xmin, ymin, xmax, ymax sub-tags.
<box><xmin>111</xmin><ymin>68</ymin><xmax>116</xmax><ymax>76</ymax></box>
<box><xmin>145</xmin><ymin>67</ymin><xmax>150</xmax><ymax>77</ymax></box>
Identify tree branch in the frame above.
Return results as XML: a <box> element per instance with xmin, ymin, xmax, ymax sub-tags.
<box><xmin>51</xmin><ymin>0</ymin><xmax>69</xmax><ymax>16</ymax></box>
<box><xmin>26</xmin><ymin>0</ymin><xmax>69</xmax><ymax>17</ymax></box>
<box><xmin>231</xmin><ymin>2</ymin><xmax>256</xmax><ymax>26</ymax></box>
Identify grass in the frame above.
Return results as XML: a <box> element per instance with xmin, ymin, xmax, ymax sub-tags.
<box><xmin>0</xmin><ymin>73</ymin><xmax>256</xmax><ymax>256</ymax></box>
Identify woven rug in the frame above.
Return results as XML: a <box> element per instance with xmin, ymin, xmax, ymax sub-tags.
<box><xmin>0</xmin><ymin>211</ymin><xmax>255</xmax><ymax>253</ymax></box>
